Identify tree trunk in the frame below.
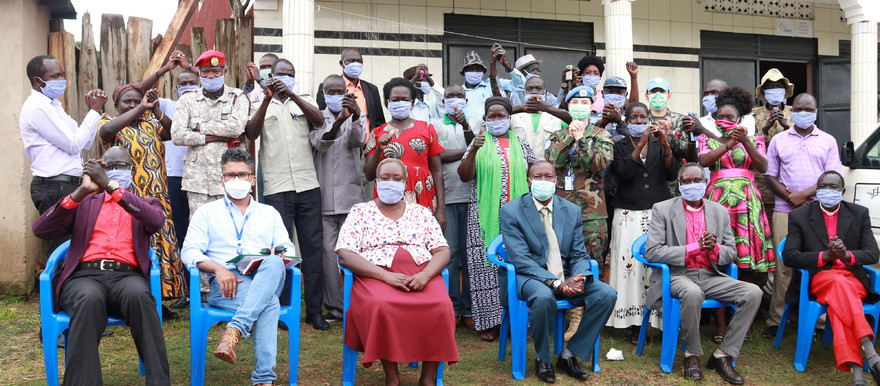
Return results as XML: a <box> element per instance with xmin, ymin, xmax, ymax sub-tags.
<box><xmin>77</xmin><ymin>12</ymin><xmax>99</xmax><ymax>121</ymax></box>
<box><xmin>100</xmin><ymin>13</ymin><xmax>127</xmax><ymax>116</ymax></box>
<box><xmin>214</xmin><ymin>18</ymin><xmax>238</xmax><ymax>88</ymax></box>
<box><xmin>126</xmin><ymin>17</ymin><xmax>153</xmax><ymax>84</ymax></box>
<box><xmin>236</xmin><ymin>15</ymin><xmax>254</xmax><ymax>92</ymax></box>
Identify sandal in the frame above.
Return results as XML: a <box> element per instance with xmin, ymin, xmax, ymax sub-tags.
<box><xmin>713</xmin><ymin>335</ymin><xmax>724</xmax><ymax>344</ymax></box>
<box><xmin>479</xmin><ymin>327</ymin><xmax>500</xmax><ymax>342</ymax></box>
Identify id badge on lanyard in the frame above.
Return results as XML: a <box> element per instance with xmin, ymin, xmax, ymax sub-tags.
<box><xmin>564</xmin><ymin>146</ymin><xmax>576</xmax><ymax>191</ymax></box>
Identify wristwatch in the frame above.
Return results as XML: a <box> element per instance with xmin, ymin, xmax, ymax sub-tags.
<box><xmin>561</xmin><ymin>82</ymin><xmax>569</xmax><ymax>90</ymax></box>
<box><xmin>551</xmin><ymin>279</ymin><xmax>562</xmax><ymax>291</ymax></box>
<box><xmin>106</xmin><ymin>180</ymin><xmax>120</xmax><ymax>194</ymax></box>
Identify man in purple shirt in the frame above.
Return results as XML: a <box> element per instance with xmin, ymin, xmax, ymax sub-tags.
<box><xmin>763</xmin><ymin>93</ymin><xmax>843</xmax><ymax>338</ymax></box>
<box><xmin>20</xmin><ymin>55</ymin><xmax>106</xmax><ymax>257</ymax></box>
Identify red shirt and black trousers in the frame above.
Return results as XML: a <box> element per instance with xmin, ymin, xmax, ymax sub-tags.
<box><xmin>782</xmin><ymin>201</ymin><xmax>880</xmax><ymax>372</ymax></box>
<box><xmin>33</xmin><ymin>189</ymin><xmax>170</xmax><ymax>385</ymax></box>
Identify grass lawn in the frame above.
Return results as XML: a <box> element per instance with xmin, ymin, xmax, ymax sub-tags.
<box><xmin>0</xmin><ymin>293</ymin><xmax>858</xmax><ymax>385</ymax></box>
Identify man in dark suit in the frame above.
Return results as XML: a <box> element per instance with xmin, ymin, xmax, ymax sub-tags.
<box><xmin>783</xmin><ymin>171</ymin><xmax>880</xmax><ymax>385</ymax></box>
<box><xmin>32</xmin><ymin>146</ymin><xmax>169</xmax><ymax>385</ymax></box>
<box><xmin>499</xmin><ymin>160</ymin><xmax>617</xmax><ymax>383</ymax></box>
<box><xmin>646</xmin><ymin>162</ymin><xmax>762</xmax><ymax>385</ymax></box>
<box><xmin>316</xmin><ymin>47</ymin><xmax>385</xmax><ymax>130</ymax></box>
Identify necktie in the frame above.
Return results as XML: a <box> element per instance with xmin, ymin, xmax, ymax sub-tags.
<box><xmin>540</xmin><ymin>207</ymin><xmax>565</xmax><ymax>281</ymax></box>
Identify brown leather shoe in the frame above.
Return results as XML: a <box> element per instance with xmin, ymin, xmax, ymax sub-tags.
<box><xmin>463</xmin><ymin>316</ymin><xmax>475</xmax><ymax>330</ymax></box>
<box><xmin>707</xmin><ymin>355</ymin><xmax>743</xmax><ymax>384</ymax></box>
<box><xmin>213</xmin><ymin>326</ymin><xmax>242</xmax><ymax>364</ymax></box>
<box><xmin>682</xmin><ymin>355</ymin><xmax>703</xmax><ymax>381</ymax></box>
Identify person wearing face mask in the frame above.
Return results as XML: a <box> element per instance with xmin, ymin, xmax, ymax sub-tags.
<box><xmin>171</xmin><ymin>50</ymin><xmax>250</xmax><ymax>216</ymax></box>
<box><xmin>644</xmin><ymin>77</ymin><xmax>692</xmax><ymax>162</ymax></box>
<box><xmin>20</xmin><ymin>54</ymin><xmax>107</xmax><ymax>262</ymax></box>
<box><xmin>316</xmin><ymin>48</ymin><xmax>385</xmax><ymax>131</ymax></box>
<box><xmin>245</xmin><ymin>58</ymin><xmax>328</xmax><ymax>330</ymax></box>
<box><xmin>763</xmin><ymin>92</ymin><xmax>843</xmax><ymax>339</ymax></box>
<box><xmin>309</xmin><ymin>74</ymin><xmax>369</xmax><ymax>324</ymax></box>
<box><xmin>545</xmin><ymin>85</ymin><xmax>614</xmax><ymax>340</ymax></box>
<box><xmin>783</xmin><ymin>171</ymin><xmax>880</xmax><ymax>385</ymax></box>
<box><xmin>242</xmin><ymin>53</ymin><xmax>280</xmax><ymax>103</ymax></box>
<box><xmin>508</xmin><ymin>54</ymin><xmax>560</xmax><ymax>109</ymax></box>
<box><xmin>498</xmin><ymin>161</ymin><xmax>617</xmax><ymax>383</ymax></box>
<box><xmin>510</xmin><ymin>77</ymin><xmax>572</xmax><ymax>160</ymax></box>
<box><xmin>607</xmin><ymin>102</ymin><xmax>679</xmax><ymax>342</ymax></box>
<box><xmin>404</xmin><ymin>64</ymin><xmax>445</xmax><ymax>122</ymax></box>
<box><xmin>431</xmin><ymin>84</ymin><xmax>477</xmax><ymax>329</ymax></box>
<box><xmin>684</xmin><ymin>79</ymin><xmax>756</xmax><ymax>141</ymax></box>
<box><xmin>459</xmin><ymin>44</ymin><xmax>527</xmax><ymax>122</ymax></box>
<box><xmin>182</xmin><ymin>149</ymin><xmax>294</xmax><ymax>386</ymax></box>
<box><xmin>646</xmin><ymin>162</ymin><xmax>762</xmax><ymax>384</ymax></box>
<box><xmin>458</xmin><ymin>96</ymin><xmax>537</xmax><ymax>341</ymax></box>
<box><xmin>364</xmin><ymin>78</ymin><xmax>447</xmax><ymax>228</ymax></box>
<box><xmin>337</xmin><ymin>158</ymin><xmax>458</xmax><ymax>385</ymax></box>
<box><xmin>752</xmin><ymin>68</ymin><xmax>794</xmax><ymax>142</ymax></box>
<box><xmin>32</xmin><ymin>147</ymin><xmax>171</xmax><ymax>385</ymax></box>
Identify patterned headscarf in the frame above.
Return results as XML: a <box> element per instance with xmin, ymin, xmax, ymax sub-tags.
<box><xmin>112</xmin><ymin>83</ymin><xmax>144</xmax><ymax>105</ymax></box>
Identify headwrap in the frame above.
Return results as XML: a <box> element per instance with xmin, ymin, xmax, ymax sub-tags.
<box><xmin>112</xmin><ymin>83</ymin><xmax>144</xmax><ymax>105</ymax></box>
<box><xmin>484</xmin><ymin>96</ymin><xmax>513</xmax><ymax>115</ymax></box>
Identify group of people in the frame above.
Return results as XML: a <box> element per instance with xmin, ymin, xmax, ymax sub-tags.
<box><xmin>20</xmin><ymin>40</ymin><xmax>880</xmax><ymax>385</ymax></box>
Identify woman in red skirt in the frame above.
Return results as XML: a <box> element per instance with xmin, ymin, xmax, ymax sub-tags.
<box><xmin>337</xmin><ymin>158</ymin><xmax>459</xmax><ymax>385</ymax></box>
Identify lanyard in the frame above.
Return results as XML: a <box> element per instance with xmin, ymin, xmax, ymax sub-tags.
<box><xmin>225</xmin><ymin>198</ymin><xmax>251</xmax><ymax>254</ymax></box>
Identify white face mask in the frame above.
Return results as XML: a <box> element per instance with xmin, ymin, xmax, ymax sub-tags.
<box><xmin>224</xmin><ymin>178</ymin><xmax>251</xmax><ymax>200</ymax></box>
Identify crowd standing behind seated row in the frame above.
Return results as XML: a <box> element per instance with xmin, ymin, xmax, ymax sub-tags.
<box><xmin>21</xmin><ymin>40</ymin><xmax>863</xmax><ymax>384</ymax></box>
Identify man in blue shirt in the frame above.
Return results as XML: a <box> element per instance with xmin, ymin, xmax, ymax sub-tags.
<box><xmin>460</xmin><ymin>44</ymin><xmax>527</xmax><ymax>122</ymax></box>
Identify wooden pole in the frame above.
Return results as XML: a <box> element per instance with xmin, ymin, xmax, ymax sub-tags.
<box><xmin>126</xmin><ymin>17</ymin><xmax>153</xmax><ymax>83</ymax></box>
<box><xmin>162</xmin><ymin>43</ymin><xmax>193</xmax><ymax>100</ymax></box>
<box><xmin>236</xmin><ymin>15</ymin><xmax>254</xmax><ymax>92</ymax></box>
<box><xmin>100</xmin><ymin>14</ymin><xmax>127</xmax><ymax>117</ymax></box>
<box><xmin>48</xmin><ymin>31</ymin><xmax>79</xmax><ymax>122</ymax></box>
<box><xmin>142</xmin><ymin>0</ymin><xmax>199</xmax><ymax>80</ymax></box>
<box><xmin>191</xmin><ymin>27</ymin><xmax>207</xmax><ymax>58</ymax></box>
<box><xmin>78</xmin><ymin>12</ymin><xmax>99</xmax><ymax>121</ymax></box>
<box><xmin>215</xmin><ymin>18</ymin><xmax>237</xmax><ymax>88</ymax></box>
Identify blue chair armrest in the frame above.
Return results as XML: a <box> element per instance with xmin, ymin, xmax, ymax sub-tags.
<box><xmin>866</xmin><ymin>266</ymin><xmax>880</xmax><ymax>293</ymax></box>
<box><xmin>486</xmin><ymin>235</ymin><xmax>520</xmax><ymax>309</ymax></box>
<box><xmin>724</xmin><ymin>263</ymin><xmax>738</xmax><ymax>280</ymax></box>
<box><xmin>40</xmin><ymin>241</ymin><xmax>71</xmax><ymax>322</ymax></box>
<box><xmin>589</xmin><ymin>259</ymin><xmax>599</xmax><ymax>277</ymax></box>
<box><xmin>341</xmin><ymin>265</ymin><xmax>353</xmax><ymax>313</ymax></box>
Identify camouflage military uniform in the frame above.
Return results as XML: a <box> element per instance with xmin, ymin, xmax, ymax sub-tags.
<box><xmin>171</xmin><ymin>86</ymin><xmax>249</xmax><ymax>215</ymax></box>
<box><xmin>545</xmin><ymin>124</ymin><xmax>614</xmax><ymax>266</ymax></box>
<box><xmin>650</xmin><ymin>110</ymin><xmax>687</xmax><ymax>196</ymax></box>
<box><xmin>751</xmin><ymin>104</ymin><xmax>793</xmax><ymax>223</ymax></box>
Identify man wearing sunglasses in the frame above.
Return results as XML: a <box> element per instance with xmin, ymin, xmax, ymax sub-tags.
<box><xmin>32</xmin><ymin>146</ymin><xmax>170</xmax><ymax>385</ymax></box>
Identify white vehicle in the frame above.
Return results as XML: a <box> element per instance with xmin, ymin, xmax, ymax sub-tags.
<box><xmin>841</xmin><ymin>122</ymin><xmax>880</xmax><ymax>257</ymax></box>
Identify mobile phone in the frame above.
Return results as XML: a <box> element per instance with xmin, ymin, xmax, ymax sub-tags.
<box><xmin>565</xmin><ymin>65</ymin><xmax>574</xmax><ymax>81</ymax></box>
<box><xmin>419</xmin><ymin>69</ymin><xmax>425</xmax><ymax>80</ymax></box>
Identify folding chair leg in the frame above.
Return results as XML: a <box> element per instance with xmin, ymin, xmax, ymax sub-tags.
<box><xmin>498</xmin><ymin>309</ymin><xmax>509</xmax><ymax>361</ymax></box>
<box><xmin>592</xmin><ymin>334</ymin><xmax>601</xmax><ymax>372</ymax></box>
<box><xmin>793</xmin><ymin>306</ymin><xmax>821</xmax><ymax>372</ymax></box>
<box><xmin>43</xmin><ymin>327</ymin><xmax>61</xmax><ymax>386</ymax></box>
<box><xmin>774</xmin><ymin>304</ymin><xmax>791</xmax><ymax>348</ymax></box>
<box><xmin>658</xmin><ymin>300</ymin><xmax>682</xmax><ymax>373</ymax></box>
<box><xmin>509</xmin><ymin>311</ymin><xmax>527</xmax><ymax>380</ymax></box>
<box><xmin>342</xmin><ymin>344</ymin><xmax>358</xmax><ymax>386</ymax></box>
<box><xmin>636</xmin><ymin>306</ymin><xmax>650</xmax><ymax>355</ymax></box>
<box><xmin>436</xmin><ymin>362</ymin><xmax>444</xmax><ymax>385</ymax></box>
<box><xmin>553</xmin><ymin>309</ymin><xmax>566</xmax><ymax>355</ymax></box>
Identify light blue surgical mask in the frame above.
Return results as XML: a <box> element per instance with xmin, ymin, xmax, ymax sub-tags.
<box><xmin>419</xmin><ymin>81</ymin><xmax>432</xmax><ymax>96</ymax></box>
<box><xmin>763</xmin><ymin>88</ymin><xmax>786</xmax><ymax>106</ymax></box>
<box><xmin>702</xmin><ymin>95</ymin><xmax>718</xmax><ymax>113</ymax></box>
<box><xmin>530</xmin><ymin>180</ymin><xmax>556</xmax><ymax>201</ymax></box>
<box><xmin>376</xmin><ymin>181</ymin><xmax>405</xmax><ymax>204</ymax></box>
<box><xmin>628</xmin><ymin>123</ymin><xmax>649</xmax><ymax>138</ymax></box>
<box><xmin>524</xmin><ymin>72</ymin><xmax>540</xmax><ymax>80</ymax></box>
<box><xmin>816</xmin><ymin>189</ymin><xmax>843</xmax><ymax>208</ymax></box>
<box><xmin>259</xmin><ymin>68</ymin><xmax>271</xmax><ymax>80</ymax></box>
<box><xmin>201</xmin><ymin>75</ymin><xmax>225</xmax><ymax>92</ymax></box>
<box><xmin>39</xmin><ymin>78</ymin><xmax>67</xmax><ymax>99</ymax></box>
<box><xmin>325</xmin><ymin>94</ymin><xmax>344</xmax><ymax>113</ymax></box>
<box><xmin>106</xmin><ymin>169</ymin><xmax>132</xmax><ymax>190</ymax></box>
<box><xmin>604</xmin><ymin>93</ymin><xmax>626</xmax><ymax>108</ymax></box>
<box><xmin>177</xmin><ymin>85</ymin><xmax>199</xmax><ymax>97</ymax></box>
<box><xmin>275</xmin><ymin>75</ymin><xmax>297</xmax><ymax>93</ymax></box>
<box><xmin>387</xmin><ymin>101</ymin><xmax>412</xmax><ymax>120</ymax></box>
<box><xmin>464</xmin><ymin>71</ymin><xmax>484</xmax><ymax>86</ymax></box>
<box><xmin>679</xmin><ymin>182</ymin><xmax>707</xmax><ymax>202</ymax></box>
<box><xmin>344</xmin><ymin>62</ymin><xmax>363</xmax><ymax>78</ymax></box>
<box><xmin>444</xmin><ymin>98</ymin><xmax>466</xmax><ymax>116</ymax></box>
<box><xmin>791</xmin><ymin>111</ymin><xmax>816</xmax><ymax>129</ymax></box>
<box><xmin>582</xmin><ymin>75</ymin><xmax>601</xmax><ymax>90</ymax></box>
<box><xmin>486</xmin><ymin>120</ymin><xmax>510</xmax><ymax>136</ymax></box>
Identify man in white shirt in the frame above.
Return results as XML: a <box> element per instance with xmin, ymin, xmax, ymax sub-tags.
<box><xmin>20</xmin><ymin>54</ymin><xmax>107</xmax><ymax>256</ymax></box>
<box><xmin>684</xmin><ymin>79</ymin><xmax>756</xmax><ymax>139</ymax></box>
<box><xmin>182</xmin><ymin>148</ymin><xmax>294</xmax><ymax>386</ymax></box>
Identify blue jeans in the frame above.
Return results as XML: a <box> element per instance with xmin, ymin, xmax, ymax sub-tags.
<box><xmin>444</xmin><ymin>202</ymin><xmax>472</xmax><ymax>317</ymax></box>
<box><xmin>208</xmin><ymin>255</ymin><xmax>286</xmax><ymax>384</ymax></box>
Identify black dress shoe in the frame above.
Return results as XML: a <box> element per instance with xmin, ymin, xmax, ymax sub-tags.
<box><xmin>535</xmin><ymin>358</ymin><xmax>555</xmax><ymax>383</ymax></box>
<box><xmin>682</xmin><ymin>355</ymin><xmax>703</xmax><ymax>381</ymax></box>
<box><xmin>305</xmin><ymin>314</ymin><xmax>330</xmax><ymax>331</ymax></box>
<box><xmin>762</xmin><ymin>325</ymin><xmax>778</xmax><ymax>339</ymax></box>
<box><xmin>867</xmin><ymin>356</ymin><xmax>880</xmax><ymax>385</ymax></box>
<box><xmin>556</xmin><ymin>355</ymin><xmax>590</xmax><ymax>381</ymax></box>
<box><xmin>707</xmin><ymin>355</ymin><xmax>744</xmax><ymax>384</ymax></box>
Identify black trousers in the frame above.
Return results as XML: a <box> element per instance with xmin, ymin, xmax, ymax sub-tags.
<box><xmin>166</xmin><ymin>176</ymin><xmax>190</xmax><ymax>245</ymax></box>
<box><xmin>30</xmin><ymin>177</ymin><xmax>78</xmax><ymax>260</ymax></box>
<box><xmin>59</xmin><ymin>269</ymin><xmax>170</xmax><ymax>385</ymax></box>
<box><xmin>263</xmin><ymin>188</ymin><xmax>324</xmax><ymax>316</ymax></box>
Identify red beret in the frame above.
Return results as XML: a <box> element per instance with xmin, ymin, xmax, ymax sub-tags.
<box><xmin>195</xmin><ymin>50</ymin><xmax>225</xmax><ymax>67</ymax></box>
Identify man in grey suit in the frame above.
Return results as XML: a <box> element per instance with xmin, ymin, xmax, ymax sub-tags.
<box><xmin>645</xmin><ymin>162</ymin><xmax>762</xmax><ymax>385</ymax></box>
<box><xmin>500</xmin><ymin>161</ymin><xmax>617</xmax><ymax>383</ymax></box>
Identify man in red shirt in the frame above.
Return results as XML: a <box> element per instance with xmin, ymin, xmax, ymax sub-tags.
<box><xmin>782</xmin><ymin>171</ymin><xmax>880</xmax><ymax>385</ymax></box>
<box><xmin>32</xmin><ymin>146</ymin><xmax>169</xmax><ymax>385</ymax></box>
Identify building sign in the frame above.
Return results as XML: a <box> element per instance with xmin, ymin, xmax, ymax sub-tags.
<box><xmin>776</xmin><ymin>19</ymin><xmax>813</xmax><ymax>38</ymax></box>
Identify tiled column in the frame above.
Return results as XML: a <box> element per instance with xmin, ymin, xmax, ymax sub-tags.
<box><xmin>283</xmin><ymin>0</ymin><xmax>315</xmax><ymax>95</ymax></box>
<box><xmin>602</xmin><ymin>0</ymin><xmax>635</xmax><ymax>80</ymax></box>
<box><xmin>850</xmin><ymin>20</ymin><xmax>877</xmax><ymax>147</ymax></box>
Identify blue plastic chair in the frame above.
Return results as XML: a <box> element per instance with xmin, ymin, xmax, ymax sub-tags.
<box><xmin>40</xmin><ymin>240</ymin><xmax>162</xmax><ymax>386</ymax></box>
<box><xmin>485</xmin><ymin>235</ymin><xmax>602</xmax><ymax>380</ymax></box>
<box><xmin>189</xmin><ymin>264</ymin><xmax>301</xmax><ymax>385</ymax></box>
<box><xmin>631</xmin><ymin>233</ymin><xmax>739</xmax><ymax>373</ymax></box>
<box><xmin>772</xmin><ymin>237</ymin><xmax>880</xmax><ymax>371</ymax></box>
<box><xmin>340</xmin><ymin>263</ymin><xmax>449</xmax><ymax>385</ymax></box>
